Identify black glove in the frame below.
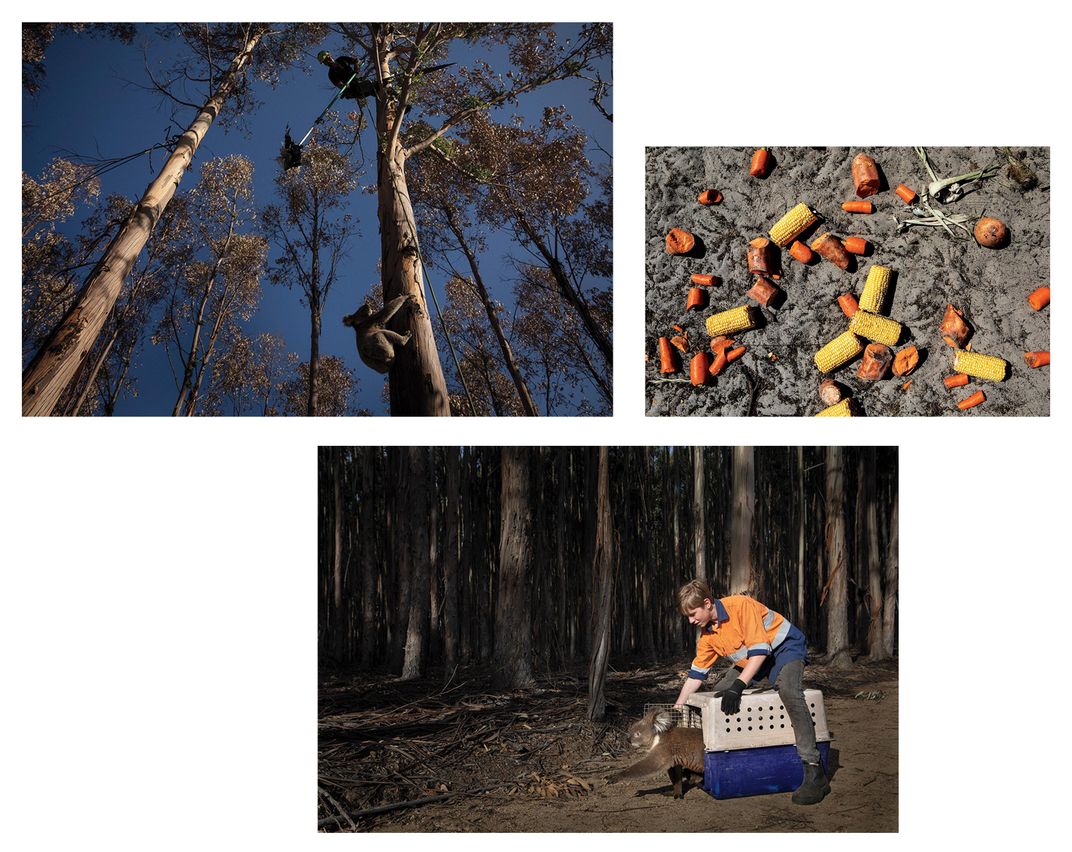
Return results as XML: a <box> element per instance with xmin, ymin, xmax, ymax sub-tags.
<box><xmin>720</xmin><ymin>678</ymin><xmax>747</xmax><ymax>714</ymax></box>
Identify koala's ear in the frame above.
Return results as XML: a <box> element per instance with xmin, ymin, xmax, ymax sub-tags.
<box><xmin>653</xmin><ymin>711</ymin><xmax>674</xmax><ymax>733</ymax></box>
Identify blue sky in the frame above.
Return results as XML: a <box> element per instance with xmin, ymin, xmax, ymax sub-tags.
<box><xmin>22</xmin><ymin>24</ymin><xmax>612</xmax><ymax>415</ymax></box>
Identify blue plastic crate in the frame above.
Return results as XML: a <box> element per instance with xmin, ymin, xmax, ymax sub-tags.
<box><xmin>702</xmin><ymin>741</ymin><xmax>831</xmax><ymax>799</ymax></box>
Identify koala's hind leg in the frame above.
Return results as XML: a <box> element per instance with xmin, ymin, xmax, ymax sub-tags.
<box><xmin>668</xmin><ymin>766</ymin><xmax>683</xmax><ymax>799</ymax></box>
<box><xmin>380</xmin><ymin>329</ymin><xmax>412</xmax><ymax>347</ymax></box>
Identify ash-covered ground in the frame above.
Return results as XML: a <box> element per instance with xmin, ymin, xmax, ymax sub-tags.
<box><xmin>645</xmin><ymin>147</ymin><xmax>1050</xmax><ymax>416</ymax></box>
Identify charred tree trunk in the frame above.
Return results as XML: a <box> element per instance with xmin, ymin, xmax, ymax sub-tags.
<box><xmin>880</xmin><ymin>492</ymin><xmax>899</xmax><ymax>660</ymax></box>
<box><xmin>824</xmin><ymin>447</ymin><xmax>851</xmax><ymax>667</ymax></box>
<box><xmin>587</xmin><ymin>447</ymin><xmax>614</xmax><ymax>720</ymax></box>
<box><xmin>23</xmin><ymin>27</ymin><xmax>265</xmax><ymax>415</ymax></box>
<box><xmin>730</xmin><ymin>446</ymin><xmax>755</xmax><ymax>595</ymax></box>
<box><xmin>401</xmin><ymin>448</ymin><xmax>430</xmax><ymax>680</ymax></box>
<box><xmin>332</xmin><ymin>447</ymin><xmax>344</xmax><ymax>660</ymax></box>
<box><xmin>862</xmin><ymin>450</ymin><xmax>885</xmax><ymax>658</ymax></box>
<box><xmin>441</xmin><ymin>447</ymin><xmax>461</xmax><ymax>676</ymax></box>
<box><xmin>692</xmin><ymin>446</ymin><xmax>706</xmax><ymax>583</ymax></box>
<box><xmin>796</xmin><ymin>446</ymin><xmax>806</xmax><ymax>625</ymax></box>
<box><xmin>358</xmin><ymin>449</ymin><xmax>378</xmax><ymax>668</ymax></box>
<box><xmin>493</xmin><ymin>447</ymin><xmax>535</xmax><ymax>688</ymax></box>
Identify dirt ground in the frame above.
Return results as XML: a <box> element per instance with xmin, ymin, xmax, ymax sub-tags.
<box><xmin>645</xmin><ymin>146</ymin><xmax>1050</xmax><ymax>416</ymax></box>
<box><xmin>319</xmin><ymin>659</ymin><xmax>897</xmax><ymax>832</ymax></box>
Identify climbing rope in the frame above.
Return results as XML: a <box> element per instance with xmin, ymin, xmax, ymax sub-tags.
<box><xmin>297</xmin><ymin>70</ymin><xmax>360</xmax><ymax>147</ymax></box>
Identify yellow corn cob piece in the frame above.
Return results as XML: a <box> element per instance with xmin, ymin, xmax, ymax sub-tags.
<box><xmin>814</xmin><ymin>330</ymin><xmax>864</xmax><ymax>373</ymax></box>
<box><xmin>769</xmin><ymin>202</ymin><xmax>818</xmax><ymax>247</ymax></box>
<box><xmin>705</xmin><ymin>305</ymin><xmax>755</xmax><ymax>338</ymax></box>
<box><xmin>859</xmin><ymin>264</ymin><xmax>892</xmax><ymax>314</ymax></box>
<box><xmin>816</xmin><ymin>399</ymin><xmax>854</xmax><ymax>417</ymax></box>
<box><xmin>953</xmin><ymin>349</ymin><xmax>1007</xmax><ymax>382</ymax></box>
<box><xmin>849</xmin><ymin>310</ymin><xmax>901</xmax><ymax>346</ymax></box>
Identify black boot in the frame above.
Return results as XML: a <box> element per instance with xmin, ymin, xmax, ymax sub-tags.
<box><xmin>791</xmin><ymin>760</ymin><xmax>830</xmax><ymax>805</ymax></box>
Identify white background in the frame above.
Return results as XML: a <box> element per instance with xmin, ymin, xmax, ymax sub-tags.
<box><xmin>5</xmin><ymin>0</ymin><xmax>1068</xmax><ymax>846</ymax></box>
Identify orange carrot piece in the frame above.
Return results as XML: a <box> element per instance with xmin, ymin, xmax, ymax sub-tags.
<box><xmin>661</xmin><ymin>337</ymin><xmax>682</xmax><ymax>367</ymax></box>
<box><xmin>957</xmin><ymin>390</ymin><xmax>986</xmax><ymax>411</ymax></box>
<box><xmin>686</xmin><ymin>287</ymin><xmax>706</xmax><ymax>311</ymax></box>
<box><xmin>1024</xmin><ymin>351</ymin><xmax>1050</xmax><ymax>368</ymax></box>
<box><xmin>841</xmin><ymin>200</ymin><xmax>874</xmax><ymax>214</ymax></box>
<box><xmin>788</xmin><ymin>241</ymin><xmax>814</xmax><ymax>264</ymax></box>
<box><xmin>837</xmin><ymin>293</ymin><xmax>859</xmax><ymax>319</ymax></box>
<box><xmin>670</xmin><ymin>335</ymin><xmax>688</xmax><ymax>352</ymax></box>
<box><xmin>726</xmin><ymin>345</ymin><xmax>747</xmax><ymax>363</ymax></box>
<box><xmin>943</xmin><ymin>373</ymin><xmax>970</xmax><ymax>389</ymax></box>
<box><xmin>894</xmin><ymin>184</ymin><xmax>917</xmax><ymax>204</ymax></box>
<box><xmin>750</xmin><ymin>148</ymin><xmax>771</xmax><ymax>177</ymax></box>
<box><xmin>708</xmin><ymin>350</ymin><xmax>728</xmax><ymax>378</ymax></box>
<box><xmin>690</xmin><ymin>352</ymin><xmax>711</xmax><ymax>385</ymax></box>
<box><xmin>697</xmin><ymin>189</ymin><xmax>723</xmax><ymax>205</ymax></box>
<box><xmin>690</xmin><ymin>273</ymin><xmax>719</xmax><ymax>286</ymax></box>
<box><xmin>843</xmin><ymin>236</ymin><xmax>869</xmax><ymax>256</ymax></box>
<box><xmin>1028</xmin><ymin>286</ymin><xmax>1050</xmax><ymax>311</ymax></box>
<box><xmin>658</xmin><ymin>337</ymin><xmax>680</xmax><ymax>374</ymax></box>
<box><xmin>672</xmin><ymin>324</ymin><xmax>684</xmax><ymax>333</ymax></box>
<box><xmin>851</xmin><ymin>154</ymin><xmax>880</xmax><ymax>198</ymax></box>
<box><xmin>710</xmin><ymin>336</ymin><xmax>735</xmax><ymax>355</ymax></box>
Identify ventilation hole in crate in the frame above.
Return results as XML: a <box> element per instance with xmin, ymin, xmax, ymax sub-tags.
<box><xmin>748</xmin><ymin>726</ymin><xmax>753</xmax><ymax>731</ymax></box>
<box><xmin>780</xmin><ymin>724</ymin><xmax>785</xmax><ymax>728</ymax></box>
<box><xmin>725</xmin><ymin>727</ymin><xmax>731</xmax><ymax>733</ymax></box>
<box><xmin>737</xmin><ymin>727</ymin><xmax>742</xmax><ymax>732</ymax></box>
<box><xmin>759</xmin><ymin>725</ymin><xmax>764</xmax><ymax>730</ymax></box>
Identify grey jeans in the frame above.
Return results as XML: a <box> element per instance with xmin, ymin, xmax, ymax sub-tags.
<box><xmin>710</xmin><ymin>659</ymin><xmax>819</xmax><ymax>763</ymax></box>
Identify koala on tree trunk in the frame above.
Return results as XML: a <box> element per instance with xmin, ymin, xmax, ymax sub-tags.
<box><xmin>342</xmin><ymin>294</ymin><xmax>415</xmax><ymax>373</ymax></box>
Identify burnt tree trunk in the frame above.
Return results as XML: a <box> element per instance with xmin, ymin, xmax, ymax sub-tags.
<box><xmin>730</xmin><ymin>446</ymin><xmax>755</xmax><ymax>595</ymax></box>
<box><xmin>692</xmin><ymin>447</ymin><xmax>706</xmax><ymax>584</ymax></box>
<box><xmin>493</xmin><ymin>447</ymin><xmax>535</xmax><ymax>689</ymax></box>
<box><xmin>880</xmin><ymin>492</ymin><xmax>899</xmax><ymax>660</ymax></box>
<box><xmin>400</xmin><ymin>447</ymin><xmax>430</xmax><ymax>680</ymax></box>
<box><xmin>358</xmin><ymin>448</ymin><xmax>378</xmax><ymax>668</ymax></box>
<box><xmin>587</xmin><ymin>447</ymin><xmax>614</xmax><ymax>721</ymax></box>
<box><xmin>824</xmin><ymin>447</ymin><xmax>852</xmax><ymax>668</ymax></box>
<box><xmin>441</xmin><ymin>447</ymin><xmax>461</xmax><ymax>676</ymax></box>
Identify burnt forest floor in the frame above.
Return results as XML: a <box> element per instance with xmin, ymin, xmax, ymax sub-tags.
<box><xmin>645</xmin><ymin>146</ymin><xmax>1049</xmax><ymax>416</ymax></box>
<box><xmin>319</xmin><ymin>657</ymin><xmax>898</xmax><ymax>832</ymax></box>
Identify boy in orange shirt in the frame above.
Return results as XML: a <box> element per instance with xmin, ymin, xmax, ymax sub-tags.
<box><xmin>673</xmin><ymin>580</ymin><xmax>830</xmax><ymax>805</ymax></box>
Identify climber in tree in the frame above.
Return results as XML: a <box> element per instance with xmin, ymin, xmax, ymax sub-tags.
<box><xmin>317</xmin><ymin>50</ymin><xmax>378</xmax><ymax>99</ymax></box>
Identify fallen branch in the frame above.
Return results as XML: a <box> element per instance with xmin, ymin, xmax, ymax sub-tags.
<box><xmin>321</xmin><ymin>783</ymin><xmax>508</xmax><ymax>825</ymax></box>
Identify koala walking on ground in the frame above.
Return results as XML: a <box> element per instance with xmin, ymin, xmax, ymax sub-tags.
<box><xmin>607</xmin><ymin>709</ymin><xmax>705</xmax><ymax>799</ymax></box>
<box><xmin>342</xmin><ymin>294</ymin><xmax>416</xmax><ymax>373</ymax></box>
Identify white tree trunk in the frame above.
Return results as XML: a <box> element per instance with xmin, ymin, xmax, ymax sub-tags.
<box><xmin>23</xmin><ymin>30</ymin><xmax>263</xmax><ymax>415</ymax></box>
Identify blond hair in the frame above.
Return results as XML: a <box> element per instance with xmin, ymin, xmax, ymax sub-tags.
<box><xmin>677</xmin><ymin>579</ymin><xmax>715</xmax><ymax>615</ymax></box>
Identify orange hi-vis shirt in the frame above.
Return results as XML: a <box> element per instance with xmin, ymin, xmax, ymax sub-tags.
<box><xmin>687</xmin><ymin>595</ymin><xmax>793</xmax><ymax>680</ymax></box>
